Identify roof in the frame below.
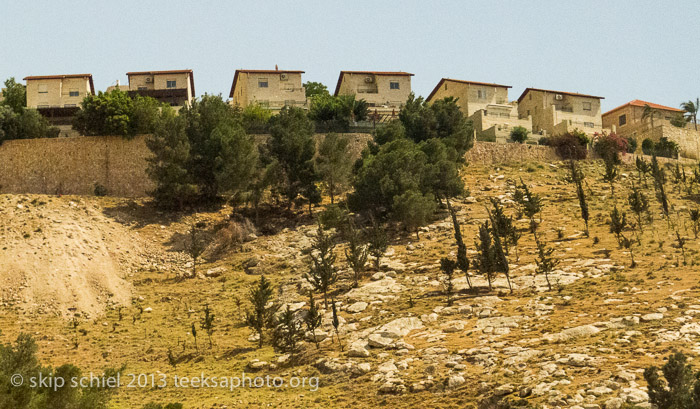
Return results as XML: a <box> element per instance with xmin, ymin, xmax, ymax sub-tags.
<box><xmin>127</xmin><ymin>69</ymin><xmax>195</xmax><ymax>96</ymax></box>
<box><xmin>603</xmin><ymin>99</ymin><xmax>683</xmax><ymax>117</ymax></box>
<box><xmin>229</xmin><ymin>69</ymin><xmax>305</xmax><ymax>98</ymax></box>
<box><xmin>517</xmin><ymin>87</ymin><xmax>604</xmax><ymax>103</ymax></box>
<box><xmin>334</xmin><ymin>71</ymin><xmax>414</xmax><ymax>96</ymax></box>
<box><xmin>426</xmin><ymin>78</ymin><xmax>512</xmax><ymax>102</ymax></box>
<box><xmin>23</xmin><ymin>74</ymin><xmax>95</xmax><ymax>94</ymax></box>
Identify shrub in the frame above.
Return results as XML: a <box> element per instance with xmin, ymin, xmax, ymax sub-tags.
<box><xmin>593</xmin><ymin>132</ymin><xmax>628</xmax><ymax>163</ymax></box>
<box><xmin>642</xmin><ymin>138</ymin><xmax>655</xmax><ymax>155</ymax></box>
<box><xmin>644</xmin><ymin>351</ymin><xmax>700</xmax><ymax>409</ymax></box>
<box><xmin>547</xmin><ymin>133</ymin><xmax>588</xmax><ymax>159</ymax></box>
<box><xmin>655</xmin><ymin>137</ymin><xmax>679</xmax><ymax>158</ymax></box>
<box><xmin>209</xmin><ymin>218</ymin><xmax>256</xmax><ymax>256</ymax></box>
<box><xmin>93</xmin><ymin>182</ymin><xmax>108</xmax><ymax>197</ymax></box>
<box><xmin>319</xmin><ymin>204</ymin><xmax>349</xmax><ymax>230</ymax></box>
<box><xmin>510</xmin><ymin>126</ymin><xmax>529</xmax><ymax>143</ymax></box>
<box><xmin>626</xmin><ymin>137</ymin><xmax>638</xmax><ymax>153</ymax></box>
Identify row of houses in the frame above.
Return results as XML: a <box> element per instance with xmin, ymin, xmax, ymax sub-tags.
<box><xmin>18</xmin><ymin>69</ymin><xmax>698</xmax><ymax>154</ymax></box>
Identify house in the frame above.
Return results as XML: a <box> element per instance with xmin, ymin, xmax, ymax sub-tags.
<box><xmin>602</xmin><ymin>99</ymin><xmax>684</xmax><ymax>138</ymax></box>
<box><xmin>517</xmin><ymin>88</ymin><xmax>604</xmax><ymax>137</ymax></box>
<box><xmin>334</xmin><ymin>71</ymin><xmax>413</xmax><ymax>118</ymax></box>
<box><xmin>603</xmin><ymin>99</ymin><xmax>700</xmax><ymax>158</ymax></box>
<box><xmin>23</xmin><ymin>74</ymin><xmax>95</xmax><ymax>126</ymax></box>
<box><xmin>228</xmin><ymin>69</ymin><xmax>306</xmax><ymax>112</ymax></box>
<box><xmin>427</xmin><ymin>78</ymin><xmax>532</xmax><ymax>142</ymax></box>
<box><xmin>126</xmin><ymin>69</ymin><xmax>195</xmax><ymax>107</ymax></box>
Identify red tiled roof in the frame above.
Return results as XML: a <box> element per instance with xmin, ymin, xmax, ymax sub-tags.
<box><xmin>426</xmin><ymin>78</ymin><xmax>512</xmax><ymax>102</ymax></box>
<box><xmin>517</xmin><ymin>87</ymin><xmax>604</xmax><ymax>103</ymax></box>
<box><xmin>229</xmin><ymin>69</ymin><xmax>305</xmax><ymax>98</ymax></box>
<box><xmin>23</xmin><ymin>74</ymin><xmax>95</xmax><ymax>95</ymax></box>
<box><xmin>334</xmin><ymin>71</ymin><xmax>414</xmax><ymax>96</ymax></box>
<box><xmin>127</xmin><ymin>69</ymin><xmax>195</xmax><ymax>96</ymax></box>
<box><xmin>603</xmin><ymin>99</ymin><xmax>683</xmax><ymax>117</ymax></box>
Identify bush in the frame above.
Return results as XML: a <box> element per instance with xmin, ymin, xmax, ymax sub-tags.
<box><xmin>655</xmin><ymin>137</ymin><xmax>679</xmax><ymax>158</ymax></box>
<box><xmin>209</xmin><ymin>218</ymin><xmax>256</xmax><ymax>256</ymax></box>
<box><xmin>510</xmin><ymin>126</ymin><xmax>529</xmax><ymax>143</ymax></box>
<box><xmin>644</xmin><ymin>351</ymin><xmax>700</xmax><ymax>408</ymax></box>
<box><xmin>642</xmin><ymin>138</ymin><xmax>655</xmax><ymax>155</ymax></box>
<box><xmin>626</xmin><ymin>137</ymin><xmax>638</xmax><ymax>153</ymax></box>
<box><xmin>547</xmin><ymin>133</ymin><xmax>588</xmax><ymax>159</ymax></box>
<box><xmin>93</xmin><ymin>182</ymin><xmax>108</xmax><ymax>196</ymax></box>
<box><xmin>593</xmin><ymin>132</ymin><xmax>628</xmax><ymax>164</ymax></box>
<box><xmin>319</xmin><ymin>204</ymin><xmax>349</xmax><ymax>230</ymax></box>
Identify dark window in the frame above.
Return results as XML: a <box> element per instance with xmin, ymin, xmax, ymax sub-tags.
<box><xmin>619</xmin><ymin>114</ymin><xmax>627</xmax><ymax>126</ymax></box>
<box><xmin>166</xmin><ymin>80</ymin><xmax>177</xmax><ymax>88</ymax></box>
<box><xmin>258</xmin><ymin>79</ymin><xmax>268</xmax><ymax>88</ymax></box>
<box><xmin>390</xmin><ymin>81</ymin><xmax>400</xmax><ymax>90</ymax></box>
<box><xmin>582</xmin><ymin>102</ymin><xmax>592</xmax><ymax>111</ymax></box>
<box><xmin>69</xmin><ymin>90</ymin><xmax>79</xmax><ymax>97</ymax></box>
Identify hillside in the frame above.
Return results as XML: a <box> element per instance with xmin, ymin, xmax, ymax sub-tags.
<box><xmin>0</xmin><ymin>157</ymin><xmax>698</xmax><ymax>408</ymax></box>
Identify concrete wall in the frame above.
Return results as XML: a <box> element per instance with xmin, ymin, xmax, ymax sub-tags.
<box><xmin>26</xmin><ymin>77</ymin><xmax>91</xmax><ymax>108</ymax></box>
<box><xmin>337</xmin><ymin>73</ymin><xmax>411</xmax><ymax>111</ymax></box>
<box><xmin>0</xmin><ymin>135</ymin><xmax>154</xmax><ymax>197</ymax></box>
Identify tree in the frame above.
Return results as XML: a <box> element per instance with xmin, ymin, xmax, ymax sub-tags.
<box><xmin>308</xmin><ymin>94</ymin><xmax>368</xmax><ymax>131</ymax></box>
<box><xmin>609</xmin><ymin>206</ymin><xmax>628</xmax><ymax>247</ymax></box>
<box><xmin>267</xmin><ymin>106</ymin><xmax>319</xmax><ymax>211</ymax></box>
<box><xmin>440</xmin><ymin>258</ymin><xmax>457</xmax><ymax>306</ymax></box>
<box><xmin>368</xmin><ymin>220</ymin><xmax>388</xmax><ymax>270</ymax></box>
<box><xmin>1</xmin><ymin>77</ymin><xmax>26</xmax><ymax>113</ymax></box>
<box><xmin>690</xmin><ymin>209</ymin><xmax>700</xmax><ymax>239</ymax></box>
<box><xmin>642</xmin><ymin>104</ymin><xmax>658</xmax><ymax>129</ymax></box>
<box><xmin>681</xmin><ymin>98</ymin><xmax>699</xmax><ymax>131</ymax></box>
<box><xmin>510</xmin><ymin>126</ymin><xmax>529</xmax><ymax>143</ymax></box>
<box><xmin>344</xmin><ymin>219</ymin><xmax>369</xmax><ymax>287</ymax></box>
<box><xmin>145</xmin><ymin>113</ymin><xmax>198</xmax><ymax>209</ymax></box>
<box><xmin>304</xmin><ymin>224</ymin><xmax>338</xmax><ymax>308</ymax></box>
<box><xmin>184</xmin><ymin>222</ymin><xmax>206</xmax><ymax>278</ymax></box>
<box><xmin>0</xmin><ymin>105</ymin><xmax>59</xmax><ymax>142</ymax></box>
<box><xmin>331</xmin><ymin>300</ymin><xmax>342</xmax><ymax>350</ymax></box>
<box><xmin>245</xmin><ymin>275</ymin><xmax>278</xmax><ymax>348</ymax></box>
<box><xmin>447</xmin><ymin>201</ymin><xmax>472</xmax><ymax>290</ymax></box>
<box><xmin>212</xmin><ymin>119</ymin><xmax>258</xmax><ymax>203</ymax></box>
<box><xmin>636</xmin><ymin>157</ymin><xmax>651</xmax><ymax>187</ymax></box>
<box><xmin>392</xmin><ymin>190</ymin><xmax>436</xmax><ymax>239</ymax></box>
<box><xmin>191</xmin><ymin>323</ymin><xmax>198</xmax><ymax>351</ymax></box>
<box><xmin>534</xmin><ymin>236</ymin><xmax>560</xmax><ymax>291</ymax></box>
<box><xmin>651</xmin><ymin>155</ymin><xmax>670</xmax><ymax>220</ymax></box>
<box><xmin>474</xmin><ymin>221</ymin><xmax>497</xmax><ymax>291</ymax></box>
<box><xmin>200</xmin><ymin>304</ymin><xmax>215</xmax><ymax>348</ymax></box>
<box><xmin>569</xmin><ymin>160</ymin><xmax>590</xmax><ymax>236</ymax></box>
<box><xmin>628</xmin><ymin>182</ymin><xmax>650</xmax><ymax>236</ymax></box>
<box><xmin>304</xmin><ymin>292</ymin><xmax>322</xmax><ymax>349</ymax></box>
<box><xmin>644</xmin><ymin>351</ymin><xmax>700</xmax><ymax>409</ymax></box>
<box><xmin>514</xmin><ymin>178</ymin><xmax>543</xmax><ymax>234</ymax></box>
<box><xmin>316</xmin><ymin>133</ymin><xmax>353</xmax><ymax>203</ymax></box>
<box><xmin>272</xmin><ymin>306</ymin><xmax>304</xmax><ymax>360</ymax></box>
<box><xmin>241</xmin><ymin>103</ymin><xmax>272</xmax><ymax>133</ymax></box>
<box><xmin>671</xmin><ymin>112</ymin><xmax>689</xmax><ymax>128</ymax></box>
<box><xmin>486</xmin><ymin>207</ymin><xmax>513</xmax><ymax>293</ymax></box>
<box><xmin>304</xmin><ymin>81</ymin><xmax>329</xmax><ymax>98</ymax></box>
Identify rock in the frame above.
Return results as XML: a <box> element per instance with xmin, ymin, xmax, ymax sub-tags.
<box><xmin>588</xmin><ymin>386</ymin><xmax>613</xmax><ymax>396</ymax></box>
<box><xmin>494</xmin><ymin>384</ymin><xmax>514</xmax><ymax>396</ymax></box>
<box><xmin>519</xmin><ymin>387</ymin><xmax>532</xmax><ymax>398</ymax></box>
<box><xmin>248</xmin><ymin>360</ymin><xmax>267</xmax><ymax>370</ymax></box>
<box><xmin>368</xmin><ymin>333</ymin><xmax>394</xmax><ymax>348</ymax></box>
<box><xmin>640</xmin><ymin>313</ymin><xmax>663</xmax><ymax>322</ymax></box>
<box><xmin>442</xmin><ymin>321</ymin><xmax>466</xmax><ymax>333</ymax></box>
<box><xmin>143</xmin><ymin>307</ymin><xmax>153</xmax><ymax>313</ymax></box>
<box><xmin>378</xmin><ymin>361</ymin><xmax>398</xmax><ymax>373</ymax></box>
<box><xmin>371</xmin><ymin>272</ymin><xmax>386</xmax><ymax>281</ymax></box>
<box><xmin>204</xmin><ymin>266</ymin><xmax>225</xmax><ymax>278</ymax></box>
<box><xmin>616</xmin><ymin>371</ymin><xmax>636</xmax><ymax>382</ymax></box>
<box><xmin>604</xmin><ymin>397</ymin><xmax>624</xmax><ymax>409</ymax></box>
<box><xmin>348</xmin><ymin>342</ymin><xmax>370</xmax><ymax>358</ymax></box>
<box><xmin>354</xmin><ymin>362</ymin><xmax>371</xmax><ymax>375</ymax></box>
<box><xmin>465</xmin><ymin>196</ymin><xmax>477</xmax><ymax>204</ymax></box>
<box><xmin>680</xmin><ymin>323</ymin><xmax>700</xmax><ymax>335</ymax></box>
<box><xmin>347</xmin><ymin>301</ymin><xmax>368</xmax><ymax>313</ymax></box>
<box><xmin>447</xmin><ymin>375</ymin><xmax>465</xmax><ymax>389</ymax></box>
<box><xmin>243</xmin><ymin>257</ymin><xmax>259</xmax><ymax>268</ymax></box>
<box><xmin>306</xmin><ymin>330</ymin><xmax>328</xmax><ymax>343</ymax></box>
<box><xmin>544</xmin><ymin>324</ymin><xmax>600</xmax><ymax>343</ymax></box>
<box><xmin>377</xmin><ymin>317</ymin><xmax>423</xmax><ymax>339</ymax></box>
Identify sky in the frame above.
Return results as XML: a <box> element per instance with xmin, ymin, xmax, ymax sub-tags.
<box><xmin>2</xmin><ymin>0</ymin><xmax>699</xmax><ymax>113</ymax></box>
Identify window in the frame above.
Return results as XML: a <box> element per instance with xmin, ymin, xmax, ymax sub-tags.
<box><xmin>390</xmin><ymin>81</ymin><xmax>400</xmax><ymax>90</ymax></box>
<box><xmin>69</xmin><ymin>89</ymin><xmax>79</xmax><ymax>97</ymax></box>
<box><xmin>527</xmin><ymin>110</ymin><xmax>530</xmax><ymax>116</ymax></box>
<box><xmin>258</xmin><ymin>79</ymin><xmax>268</xmax><ymax>88</ymax></box>
<box><xmin>166</xmin><ymin>80</ymin><xmax>177</xmax><ymax>88</ymax></box>
<box><xmin>138</xmin><ymin>86</ymin><xmax>148</xmax><ymax>91</ymax></box>
<box><xmin>582</xmin><ymin>101</ymin><xmax>592</xmax><ymax>111</ymax></box>
<box><xmin>619</xmin><ymin>114</ymin><xmax>627</xmax><ymax>126</ymax></box>
<box><xmin>584</xmin><ymin>122</ymin><xmax>594</xmax><ymax>128</ymax></box>
<box><xmin>38</xmin><ymin>84</ymin><xmax>48</xmax><ymax>94</ymax></box>
<box><xmin>477</xmin><ymin>89</ymin><xmax>486</xmax><ymax>99</ymax></box>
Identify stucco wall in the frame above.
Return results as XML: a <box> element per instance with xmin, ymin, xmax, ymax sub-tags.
<box><xmin>0</xmin><ymin>135</ymin><xmax>154</xmax><ymax>197</ymax></box>
<box><xmin>337</xmin><ymin>73</ymin><xmax>411</xmax><ymax>110</ymax></box>
<box><xmin>518</xmin><ymin>90</ymin><xmax>602</xmax><ymax>136</ymax></box>
<box><xmin>26</xmin><ymin>78</ymin><xmax>91</xmax><ymax>108</ymax></box>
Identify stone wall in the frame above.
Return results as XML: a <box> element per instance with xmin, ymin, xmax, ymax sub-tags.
<box><xmin>636</xmin><ymin>125</ymin><xmax>700</xmax><ymax>160</ymax></box>
<box><xmin>0</xmin><ymin>135</ymin><xmax>154</xmax><ymax>197</ymax></box>
<box><xmin>465</xmin><ymin>141</ymin><xmax>558</xmax><ymax>164</ymax></box>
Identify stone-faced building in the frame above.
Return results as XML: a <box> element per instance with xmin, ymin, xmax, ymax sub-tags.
<box><xmin>602</xmin><ymin>99</ymin><xmax>684</xmax><ymax>138</ymax></box>
<box><xmin>126</xmin><ymin>69</ymin><xmax>195</xmax><ymax>107</ymax></box>
<box><xmin>427</xmin><ymin>78</ymin><xmax>532</xmax><ymax>142</ymax></box>
<box><xmin>517</xmin><ymin>88</ymin><xmax>604</xmax><ymax>136</ymax></box>
<box><xmin>334</xmin><ymin>71</ymin><xmax>413</xmax><ymax>115</ymax></box>
<box><xmin>24</xmin><ymin>74</ymin><xmax>95</xmax><ymax>125</ymax></box>
<box><xmin>228</xmin><ymin>69</ymin><xmax>306</xmax><ymax>112</ymax></box>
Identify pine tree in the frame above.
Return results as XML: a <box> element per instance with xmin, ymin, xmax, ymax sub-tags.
<box><xmin>245</xmin><ymin>275</ymin><xmax>278</xmax><ymax>348</ymax></box>
<box><xmin>191</xmin><ymin>323</ymin><xmax>198</xmax><ymax>352</ymax></box>
<box><xmin>200</xmin><ymin>304</ymin><xmax>215</xmax><ymax>348</ymax></box>
<box><xmin>368</xmin><ymin>219</ymin><xmax>388</xmax><ymax>270</ymax></box>
<box><xmin>440</xmin><ymin>258</ymin><xmax>457</xmax><ymax>306</ymax></box>
<box><xmin>344</xmin><ymin>219</ymin><xmax>369</xmax><ymax>288</ymax></box>
<box><xmin>486</xmin><ymin>208</ymin><xmax>513</xmax><ymax>293</ymax></box>
<box><xmin>651</xmin><ymin>155</ymin><xmax>670</xmax><ymax>220</ymax></box>
<box><xmin>514</xmin><ymin>178</ymin><xmax>543</xmax><ymax>234</ymax></box>
<box><xmin>446</xmin><ymin>200</ymin><xmax>472</xmax><ymax>290</ymax></box>
<box><xmin>184</xmin><ymin>222</ymin><xmax>206</xmax><ymax>278</ymax></box>
<box><xmin>609</xmin><ymin>206</ymin><xmax>628</xmax><ymax>247</ymax></box>
<box><xmin>644</xmin><ymin>351</ymin><xmax>700</xmax><ymax>409</ymax></box>
<box><xmin>569</xmin><ymin>159</ymin><xmax>590</xmax><ymax>236</ymax></box>
<box><xmin>304</xmin><ymin>224</ymin><xmax>338</xmax><ymax>308</ymax></box>
<box><xmin>272</xmin><ymin>306</ymin><xmax>304</xmax><ymax>360</ymax></box>
<box><xmin>331</xmin><ymin>300</ymin><xmax>343</xmax><ymax>351</ymax></box>
<box><xmin>304</xmin><ymin>293</ymin><xmax>322</xmax><ymax>349</ymax></box>
<box><xmin>690</xmin><ymin>209</ymin><xmax>700</xmax><ymax>239</ymax></box>
<box><xmin>628</xmin><ymin>182</ymin><xmax>650</xmax><ymax>237</ymax></box>
<box><xmin>535</xmin><ymin>237</ymin><xmax>560</xmax><ymax>291</ymax></box>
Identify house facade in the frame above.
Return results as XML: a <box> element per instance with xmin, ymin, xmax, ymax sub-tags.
<box><xmin>427</xmin><ymin>78</ymin><xmax>532</xmax><ymax>141</ymax></box>
<box><xmin>334</xmin><ymin>71</ymin><xmax>413</xmax><ymax>118</ymax></box>
<box><xmin>126</xmin><ymin>69</ymin><xmax>195</xmax><ymax>107</ymax></box>
<box><xmin>23</xmin><ymin>74</ymin><xmax>95</xmax><ymax>127</ymax></box>
<box><xmin>228</xmin><ymin>69</ymin><xmax>306</xmax><ymax>112</ymax></box>
<box><xmin>517</xmin><ymin>88</ymin><xmax>604</xmax><ymax>136</ymax></box>
<box><xmin>602</xmin><ymin>99</ymin><xmax>684</xmax><ymax>138</ymax></box>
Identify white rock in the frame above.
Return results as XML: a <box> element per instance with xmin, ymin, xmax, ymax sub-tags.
<box><xmin>640</xmin><ymin>313</ymin><xmax>663</xmax><ymax>322</ymax></box>
<box><xmin>347</xmin><ymin>301</ymin><xmax>368</xmax><ymax>313</ymax></box>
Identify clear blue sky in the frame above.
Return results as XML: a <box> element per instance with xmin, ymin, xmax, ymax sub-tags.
<box><xmin>3</xmin><ymin>0</ymin><xmax>698</xmax><ymax>112</ymax></box>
